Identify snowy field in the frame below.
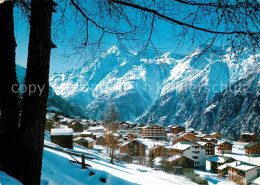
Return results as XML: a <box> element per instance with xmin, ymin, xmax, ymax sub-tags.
<box><xmin>41</xmin><ymin>144</ymin><xmax>197</xmax><ymax>185</ymax></box>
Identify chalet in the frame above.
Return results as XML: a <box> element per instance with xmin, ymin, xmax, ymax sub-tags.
<box><xmin>87</xmin><ymin>126</ymin><xmax>105</xmax><ymax>134</ymax></box>
<box><xmin>119</xmin><ymin>140</ymin><xmax>147</xmax><ymax>156</ymax></box>
<box><xmin>170</xmin><ymin>141</ymin><xmax>206</xmax><ymax>169</ymax></box>
<box><xmin>206</xmin><ymin>156</ymin><xmax>234</xmax><ymax>172</ymax></box>
<box><xmin>196</xmin><ymin>134</ymin><xmax>211</xmax><ymax>141</ymax></box>
<box><xmin>227</xmin><ymin>161</ymin><xmax>260</xmax><ymax>185</ymax></box>
<box><xmin>201</xmin><ymin>138</ymin><xmax>218</xmax><ymax>144</ymax></box>
<box><xmin>239</xmin><ymin>133</ymin><xmax>258</xmax><ymax>143</ymax></box>
<box><xmin>167</xmin><ymin>125</ymin><xmax>175</xmax><ymax>133</ymax></box>
<box><xmin>167</xmin><ymin>155</ymin><xmax>194</xmax><ymax>174</ymax></box>
<box><xmin>127</xmin><ymin>133</ymin><xmax>137</xmax><ymax>140</ymax></box>
<box><xmin>218</xmin><ymin>163</ymin><xmax>229</xmax><ymax>177</ymax></box>
<box><xmin>197</xmin><ymin>142</ymin><xmax>216</xmax><ymax>157</ymax></box>
<box><xmin>172</xmin><ymin>135</ymin><xmax>192</xmax><ymax>145</ymax></box>
<box><xmin>167</xmin><ymin>155</ymin><xmax>194</xmax><ymax>169</ymax></box>
<box><xmin>180</xmin><ymin>133</ymin><xmax>197</xmax><ymax>142</ymax></box>
<box><xmin>210</xmin><ymin>132</ymin><xmax>222</xmax><ymax>139</ymax></box>
<box><xmin>96</xmin><ymin>135</ymin><xmax>106</xmax><ymax>145</ymax></box>
<box><xmin>245</xmin><ymin>143</ymin><xmax>260</xmax><ymax>157</ymax></box>
<box><xmin>50</xmin><ymin>128</ymin><xmax>74</xmax><ymax>149</ymax></box>
<box><xmin>73</xmin><ymin>131</ymin><xmax>96</xmax><ymax>140</ymax></box>
<box><xmin>142</xmin><ymin>125</ymin><xmax>167</xmax><ymax>140</ymax></box>
<box><xmin>217</xmin><ymin>141</ymin><xmax>233</xmax><ymax>154</ymax></box>
<box><xmin>172</xmin><ymin>126</ymin><xmax>185</xmax><ymax>135</ymax></box>
<box><xmin>149</xmin><ymin>145</ymin><xmax>168</xmax><ymax>158</ymax></box>
<box><xmin>73</xmin><ymin>137</ymin><xmax>95</xmax><ymax>148</ymax></box>
<box><xmin>68</xmin><ymin>121</ymin><xmax>84</xmax><ymax>132</ymax></box>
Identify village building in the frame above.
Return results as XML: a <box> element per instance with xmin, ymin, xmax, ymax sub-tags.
<box><xmin>217</xmin><ymin>141</ymin><xmax>233</xmax><ymax>154</ymax></box>
<box><xmin>227</xmin><ymin>161</ymin><xmax>260</xmax><ymax>185</ymax></box>
<box><xmin>210</xmin><ymin>132</ymin><xmax>222</xmax><ymax>139</ymax></box>
<box><xmin>170</xmin><ymin>141</ymin><xmax>206</xmax><ymax>169</ymax></box>
<box><xmin>244</xmin><ymin>143</ymin><xmax>260</xmax><ymax>157</ymax></box>
<box><xmin>73</xmin><ymin>137</ymin><xmax>95</xmax><ymax>148</ymax></box>
<box><xmin>127</xmin><ymin>133</ymin><xmax>137</xmax><ymax>140</ymax></box>
<box><xmin>239</xmin><ymin>133</ymin><xmax>258</xmax><ymax>143</ymax></box>
<box><xmin>50</xmin><ymin>128</ymin><xmax>74</xmax><ymax>149</ymax></box>
<box><xmin>167</xmin><ymin>125</ymin><xmax>175</xmax><ymax>133</ymax></box>
<box><xmin>206</xmin><ymin>156</ymin><xmax>234</xmax><ymax>172</ymax></box>
<box><xmin>196</xmin><ymin>134</ymin><xmax>211</xmax><ymax>141</ymax></box>
<box><xmin>96</xmin><ymin>135</ymin><xmax>106</xmax><ymax>145</ymax></box>
<box><xmin>167</xmin><ymin>155</ymin><xmax>194</xmax><ymax>169</ymax></box>
<box><xmin>201</xmin><ymin>138</ymin><xmax>218</xmax><ymax>144</ymax></box>
<box><xmin>180</xmin><ymin>132</ymin><xmax>197</xmax><ymax>142</ymax></box>
<box><xmin>119</xmin><ymin>140</ymin><xmax>147</xmax><ymax>156</ymax></box>
<box><xmin>172</xmin><ymin>135</ymin><xmax>192</xmax><ymax>145</ymax></box>
<box><xmin>149</xmin><ymin>145</ymin><xmax>168</xmax><ymax>158</ymax></box>
<box><xmin>68</xmin><ymin>121</ymin><xmax>84</xmax><ymax>132</ymax></box>
<box><xmin>172</xmin><ymin>126</ymin><xmax>185</xmax><ymax>135</ymax></box>
<box><xmin>141</xmin><ymin>125</ymin><xmax>167</xmax><ymax>140</ymax></box>
<box><xmin>87</xmin><ymin>126</ymin><xmax>105</xmax><ymax>134</ymax></box>
<box><xmin>73</xmin><ymin>131</ymin><xmax>96</xmax><ymax>140</ymax></box>
<box><xmin>197</xmin><ymin>142</ymin><xmax>216</xmax><ymax>157</ymax></box>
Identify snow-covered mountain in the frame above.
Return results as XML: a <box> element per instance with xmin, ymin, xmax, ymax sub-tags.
<box><xmin>16</xmin><ymin>65</ymin><xmax>87</xmax><ymax>118</ymax></box>
<box><xmin>50</xmin><ymin>46</ymin><xmax>259</xmax><ymax>132</ymax></box>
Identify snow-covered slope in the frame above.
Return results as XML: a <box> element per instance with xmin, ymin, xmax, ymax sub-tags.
<box><xmin>191</xmin><ymin>66</ymin><xmax>260</xmax><ymax>139</ymax></box>
<box><xmin>42</xmin><ymin>143</ymin><xmax>196</xmax><ymax>185</ymax></box>
<box><xmin>50</xmin><ymin>46</ymin><xmax>259</xmax><ymax>128</ymax></box>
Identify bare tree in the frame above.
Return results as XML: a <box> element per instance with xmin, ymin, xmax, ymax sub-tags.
<box><xmin>104</xmin><ymin>104</ymin><xmax>118</xmax><ymax>163</ymax></box>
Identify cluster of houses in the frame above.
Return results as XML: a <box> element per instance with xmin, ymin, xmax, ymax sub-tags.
<box><xmin>47</xmin><ymin>114</ymin><xmax>260</xmax><ymax>185</ymax></box>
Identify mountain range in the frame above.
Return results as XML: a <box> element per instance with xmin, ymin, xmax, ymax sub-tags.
<box><xmin>19</xmin><ymin>45</ymin><xmax>259</xmax><ymax>139</ymax></box>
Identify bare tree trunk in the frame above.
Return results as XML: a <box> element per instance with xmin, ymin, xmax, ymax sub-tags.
<box><xmin>0</xmin><ymin>0</ymin><xmax>20</xmax><ymax>177</ymax></box>
<box><xmin>17</xmin><ymin>0</ymin><xmax>54</xmax><ymax>184</ymax></box>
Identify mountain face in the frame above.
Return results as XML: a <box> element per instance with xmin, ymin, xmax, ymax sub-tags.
<box><xmin>16</xmin><ymin>65</ymin><xmax>87</xmax><ymax>118</ymax></box>
<box><xmin>49</xmin><ymin>46</ymin><xmax>259</xmax><ymax>137</ymax></box>
<box><xmin>190</xmin><ymin>68</ymin><xmax>260</xmax><ymax>140</ymax></box>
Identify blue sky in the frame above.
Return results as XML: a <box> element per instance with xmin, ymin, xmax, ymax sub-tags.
<box><xmin>14</xmin><ymin>2</ymin><xmax>221</xmax><ymax>74</ymax></box>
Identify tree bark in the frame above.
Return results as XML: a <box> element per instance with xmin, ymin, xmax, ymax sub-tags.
<box><xmin>0</xmin><ymin>0</ymin><xmax>20</xmax><ymax>177</ymax></box>
<box><xmin>18</xmin><ymin>0</ymin><xmax>54</xmax><ymax>184</ymax></box>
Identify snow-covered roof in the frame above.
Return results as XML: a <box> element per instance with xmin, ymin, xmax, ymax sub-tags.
<box><xmin>51</xmin><ymin>128</ymin><xmax>74</xmax><ymax>136</ymax></box>
<box><xmin>207</xmin><ymin>156</ymin><xmax>231</xmax><ymax>163</ymax></box>
<box><xmin>88</xmin><ymin>126</ymin><xmax>105</xmax><ymax>130</ymax></box>
<box><xmin>251</xmin><ymin>176</ymin><xmax>260</xmax><ymax>184</ymax></box>
<box><xmin>167</xmin><ymin>155</ymin><xmax>182</xmax><ymax>162</ymax></box>
<box><xmin>245</xmin><ymin>143</ymin><xmax>259</xmax><ymax>148</ymax></box>
<box><xmin>73</xmin><ymin>137</ymin><xmax>95</xmax><ymax>142</ymax></box>
<box><xmin>241</xmin><ymin>132</ymin><xmax>257</xmax><ymax>135</ymax></box>
<box><xmin>227</xmin><ymin>161</ymin><xmax>258</xmax><ymax>172</ymax></box>
<box><xmin>172</xmin><ymin>141</ymin><xmax>193</xmax><ymax>151</ymax></box>
<box><xmin>217</xmin><ymin>163</ymin><xmax>228</xmax><ymax>170</ymax></box>
<box><xmin>84</xmin><ymin>137</ymin><xmax>95</xmax><ymax>142</ymax></box>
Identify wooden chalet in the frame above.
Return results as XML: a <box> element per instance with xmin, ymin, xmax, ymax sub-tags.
<box><xmin>172</xmin><ymin>126</ymin><xmax>185</xmax><ymax>135</ymax></box>
<box><xmin>217</xmin><ymin>141</ymin><xmax>233</xmax><ymax>154</ymax></box>
<box><xmin>149</xmin><ymin>145</ymin><xmax>168</xmax><ymax>158</ymax></box>
<box><xmin>119</xmin><ymin>140</ymin><xmax>147</xmax><ymax>156</ymax></box>
<box><xmin>239</xmin><ymin>133</ymin><xmax>258</xmax><ymax>143</ymax></box>
<box><xmin>245</xmin><ymin>143</ymin><xmax>260</xmax><ymax>157</ymax></box>
<box><xmin>227</xmin><ymin>161</ymin><xmax>260</xmax><ymax>185</ymax></box>
<box><xmin>73</xmin><ymin>137</ymin><xmax>95</xmax><ymax>148</ymax></box>
<box><xmin>50</xmin><ymin>128</ymin><xmax>74</xmax><ymax>149</ymax></box>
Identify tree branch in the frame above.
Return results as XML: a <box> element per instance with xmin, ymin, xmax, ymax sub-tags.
<box><xmin>110</xmin><ymin>0</ymin><xmax>260</xmax><ymax>35</ymax></box>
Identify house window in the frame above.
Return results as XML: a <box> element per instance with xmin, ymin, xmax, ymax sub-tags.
<box><xmin>192</xmin><ymin>156</ymin><xmax>198</xmax><ymax>159</ymax></box>
<box><xmin>195</xmin><ymin>146</ymin><xmax>199</xmax><ymax>149</ymax></box>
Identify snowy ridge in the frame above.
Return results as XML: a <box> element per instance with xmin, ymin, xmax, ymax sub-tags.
<box><xmin>49</xmin><ymin>46</ymin><xmax>259</xmax><ymax>128</ymax></box>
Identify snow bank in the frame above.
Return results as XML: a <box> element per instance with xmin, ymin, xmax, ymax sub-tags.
<box><xmin>0</xmin><ymin>171</ymin><xmax>22</xmax><ymax>185</ymax></box>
